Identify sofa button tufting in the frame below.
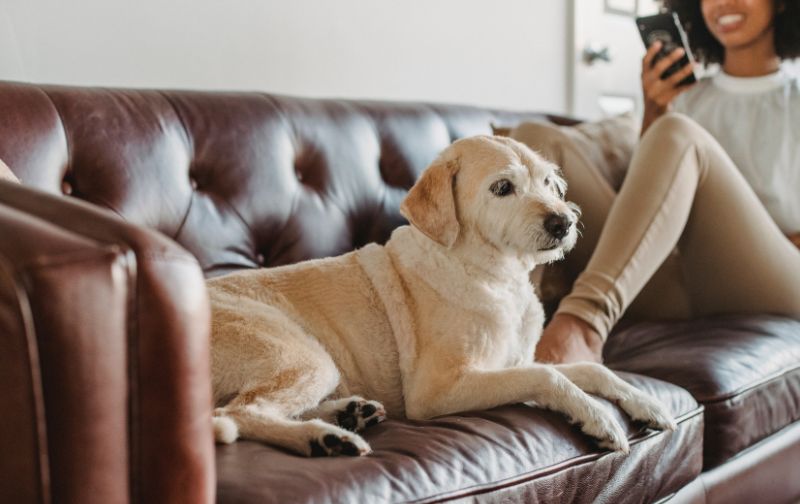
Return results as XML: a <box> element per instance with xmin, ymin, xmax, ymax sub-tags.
<box><xmin>61</xmin><ymin>180</ymin><xmax>73</xmax><ymax>195</ymax></box>
<box><xmin>256</xmin><ymin>253</ymin><xmax>265</xmax><ymax>265</ymax></box>
<box><xmin>189</xmin><ymin>177</ymin><xmax>199</xmax><ymax>190</ymax></box>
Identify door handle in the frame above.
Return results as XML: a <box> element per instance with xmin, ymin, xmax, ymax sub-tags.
<box><xmin>582</xmin><ymin>44</ymin><xmax>612</xmax><ymax>65</ymax></box>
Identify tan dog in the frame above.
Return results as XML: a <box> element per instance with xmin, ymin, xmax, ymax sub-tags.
<box><xmin>208</xmin><ymin>135</ymin><xmax>676</xmax><ymax>457</ymax></box>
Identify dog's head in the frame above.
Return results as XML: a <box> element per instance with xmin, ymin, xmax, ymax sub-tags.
<box><xmin>400</xmin><ymin>135</ymin><xmax>580</xmax><ymax>264</ymax></box>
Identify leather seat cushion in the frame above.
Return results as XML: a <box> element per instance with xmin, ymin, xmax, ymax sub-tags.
<box><xmin>605</xmin><ymin>315</ymin><xmax>800</xmax><ymax>469</ymax></box>
<box><xmin>216</xmin><ymin>372</ymin><xmax>702</xmax><ymax>504</ymax></box>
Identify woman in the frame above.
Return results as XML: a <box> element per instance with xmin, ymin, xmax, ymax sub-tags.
<box><xmin>528</xmin><ymin>0</ymin><xmax>800</xmax><ymax>363</ymax></box>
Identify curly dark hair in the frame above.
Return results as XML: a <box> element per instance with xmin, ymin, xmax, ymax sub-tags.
<box><xmin>663</xmin><ymin>0</ymin><xmax>800</xmax><ymax>65</ymax></box>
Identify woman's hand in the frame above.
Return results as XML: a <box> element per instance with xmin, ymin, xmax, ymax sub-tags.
<box><xmin>535</xmin><ymin>313</ymin><xmax>604</xmax><ymax>364</ymax></box>
<box><xmin>641</xmin><ymin>41</ymin><xmax>697</xmax><ymax>136</ymax></box>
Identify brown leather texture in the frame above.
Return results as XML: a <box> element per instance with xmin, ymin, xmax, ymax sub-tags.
<box><xmin>665</xmin><ymin>421</ymin><xmax>800</xmax><ymax>504</ymax></box>
<box><xmin>0</xmin><ymin>198</ymin><xmax>131</xmax><ymax>503</ymax></box>
<box><xmin>0</xmin><ymin>81</ymin><xmax>559</xmax><ymax>277</ymax></box>
<box><xmin>0</xmin><ymin>181</ymin><xmax>215</xmax><ymax>504</ymax></box>
<box><xmin>606</xmin><ymin>315</ymin><xmax>800</xmax><ymax>470</ymax></box>
<box><xmin>216</xmin><ymin>373</ymin><xmax>703</xmax><ymax>504</ymax></box>
<box><xmin>1</xmin><ymin>80</ymin><xmax>798</xmax><ymax>503</ymax></box>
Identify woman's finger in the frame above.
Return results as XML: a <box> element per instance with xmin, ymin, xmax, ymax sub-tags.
<box><xmin>665</xmin><ymin>60</ymin><xmax>697</xmax><ymax>87</ymax></box>
<box><xmin>642</xmin><ymin>40</ymin><xmax>663</xmax><ymax>75</ymax></box>
<box><xmin>651</xmin><ymin>47</ymin><xmax>686</xmax><ymax>79</ymax></box>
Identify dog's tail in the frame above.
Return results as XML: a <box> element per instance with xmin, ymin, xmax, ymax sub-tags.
<box><xmin>212</xmin><ymin>413</ymin><xmax>239</xmax><ymax>444</ymax></box>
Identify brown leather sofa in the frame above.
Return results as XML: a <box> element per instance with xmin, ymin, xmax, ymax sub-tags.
<box><xmin>0</xmin><ymin>81</ymin><xmax>798</xmax><ymax>504</ymax></box>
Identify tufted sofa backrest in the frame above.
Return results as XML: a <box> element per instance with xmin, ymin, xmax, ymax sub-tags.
<box><xmin>0</xmin><ymin>81</ymin><xmax>572</xmax><ymax>276</ymax></box>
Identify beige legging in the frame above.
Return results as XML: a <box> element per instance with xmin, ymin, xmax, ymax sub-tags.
<box><xmin>513</xmin><ymin>113</ymin><xmax>800</xmax><ymax>340</ymax></box>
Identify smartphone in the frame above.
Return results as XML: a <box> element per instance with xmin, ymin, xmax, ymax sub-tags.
<box><xmin>636</xmin><ymin>12</ymin><xmax>697</xmax><ymax>86</ymax></box>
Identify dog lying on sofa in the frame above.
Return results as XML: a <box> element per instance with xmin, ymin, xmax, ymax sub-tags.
<box><xmin>208</xmin><ymin>135</ymin><xmax>676</xmax><ymax>457</ymax></box>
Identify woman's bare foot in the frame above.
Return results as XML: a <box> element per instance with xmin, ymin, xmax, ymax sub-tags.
<box><xmin>535</xmin><ymin>313</ymin><xmax>604</xmax><ymax>364</ymax></box>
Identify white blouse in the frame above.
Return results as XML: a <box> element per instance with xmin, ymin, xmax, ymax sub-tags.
<box><xmin>673</xmin><ymin>66</ymin><xmax>799</xmax><ymax>234</ymax></box>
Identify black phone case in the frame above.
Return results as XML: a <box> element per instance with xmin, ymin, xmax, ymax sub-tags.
<box><xmin>636</xmin><ymin>12</ymin><xmax>697</xmax><ymax>86</ymax></box>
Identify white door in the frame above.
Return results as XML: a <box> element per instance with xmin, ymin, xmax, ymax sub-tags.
<box><xmin>570</xmin><ymin>0</ymin><xmax>662</xmax><ymax>120</ymax></box>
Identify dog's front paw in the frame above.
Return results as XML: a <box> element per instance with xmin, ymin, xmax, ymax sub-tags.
<box><xmin>308</xmin><ymin>428</ymin><xmax>371</xmax><ymax>457</ymax></box>
<box><xmin>593</xmin><ymin>421</ymin><xmax>630</xmax><ymax>454</ymax></box>
<box><xmin>578</xmin><ymin>406</ymin><xmax>630</xmax><ymax>454</ymax></box>
<box><xmin>621</xmin><ymin>394</ymin><xmax>678</xmax><ymax>432</ymax></box>
<box><xmin>336</xmin><ymin>397</ymin><xmax>387</xmax><ymax>432</ymax></box>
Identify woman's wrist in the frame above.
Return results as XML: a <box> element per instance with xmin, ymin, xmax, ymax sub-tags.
<box><xmin>640</xmin><ymin>102</ymin><xmax>669</xmax><ymax>137</ymax></box>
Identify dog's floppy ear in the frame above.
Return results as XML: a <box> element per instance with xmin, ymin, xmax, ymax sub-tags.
<box><xmin>400</xmin><ymin>157</ymin><xmax>460</xmax><ymax>248</ymax></box>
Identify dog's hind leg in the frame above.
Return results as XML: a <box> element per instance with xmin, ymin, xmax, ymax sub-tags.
<box><xmin>212</xmin><ymin>350</ymin><xmax>372</xmax><ymax>456</ymax></box>
<box><xmin>554</xmin><ymin>362</ymin><xmax>677</xmax><ymax>431</ymax></box>
<box><xmin>301</xmin><ymin>396</ymin><xmax>387</xmax><ymax>432</ymax></box>
<box><xmin>214</xmin><ymin>404</ymin><xmax>371</xmax><ymax>457</ymax></box>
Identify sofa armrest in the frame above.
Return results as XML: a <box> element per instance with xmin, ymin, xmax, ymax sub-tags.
<box><xmin>0</xmin><ymin>181</ymin><xmax>214</xmax><ymax>504</ymax></box>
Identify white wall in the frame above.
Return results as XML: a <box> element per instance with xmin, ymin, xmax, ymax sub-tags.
<box><xmin>0</xmin><ymin>0</ymin><xmax>569</xmax><ymax>113</ymax></box>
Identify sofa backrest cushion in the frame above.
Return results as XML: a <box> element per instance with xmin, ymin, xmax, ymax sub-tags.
<box><xmin>0</xmin><ymin>81</ymin><xmax>563</xmax><ymax>276</ymax></box>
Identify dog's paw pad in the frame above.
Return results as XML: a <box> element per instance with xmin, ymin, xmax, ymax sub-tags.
<box><xmin>309</xmin><ymin>431</ymin><xmax>370</xmax><ymax>457</ymax></box>
<box><xmin>336</xmin><ymin>398</ymin><xmax>386</xmax><ymax>432</ymax></box>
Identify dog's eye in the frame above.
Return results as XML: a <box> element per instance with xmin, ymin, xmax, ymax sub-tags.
<box><xmin>490</xmin><ymin>179</ymin><xmax>515</xmax><ymax>197</ymax></box>
<box><xmin>544</xmin><ymin>176</ymin><xmax>551</xmax><ymax>186</ymax></box>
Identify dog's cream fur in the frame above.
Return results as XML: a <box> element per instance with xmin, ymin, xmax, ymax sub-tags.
<box><xmin>208</xmin><ymin>135</ymin><xmax>676</xmax><ymax>457</ymax></box>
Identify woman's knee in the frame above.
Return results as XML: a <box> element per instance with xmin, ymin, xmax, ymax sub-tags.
<box><xmin>645</xmin><ymin>112</ymin><xmax>708</xmax><ymax>143</ymax></box>
<box><xmin>632</xmin><ymin>112</ymin><xmax>716</xmax><ymax>178</ymax></box>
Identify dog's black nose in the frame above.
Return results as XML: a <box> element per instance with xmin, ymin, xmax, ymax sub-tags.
<box><xmin>544</xmin><ymin>213</ymin><xmax>571</xmax><ymax>239</ymax></box>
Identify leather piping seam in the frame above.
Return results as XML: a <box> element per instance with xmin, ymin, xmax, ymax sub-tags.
<box><xmin>16</xmin><ymin>246</ymin><xmax>123</xmax><ymax>271</ymax></box>
<box><xmin>698</xmin><ymin>361</ymin><xmax>800</xmax><ymax>404</ymax></box>
<box><xmin>706</xmin><ymin>419</ymin><xmax>800</xmax><ymax>468</ymax></box>
<box><xmin>411</xmin><ymin>404</ymin><xmax>705</xmax><ymax>504</ymax></box>
<box><xmin>0</xmin><ymin>257</ymin><xmax>51</xmax><ymax>504</ymax></box>
<box><xmin>127</xmin><ymin>248</ymin><xmax>142</xmax><ymax>504</ymax></box>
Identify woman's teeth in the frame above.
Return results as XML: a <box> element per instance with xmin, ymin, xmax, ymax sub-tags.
<box><xmin>718</xmin><ymin>14</ymin><xmax>744</xmax><ymax>26</ymax></box>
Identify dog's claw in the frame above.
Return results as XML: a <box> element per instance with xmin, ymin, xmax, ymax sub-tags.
<box><xmin>621</xmin><ymin>396</ymin><xmax>678</xmax><ymax>432</ymax></box>
<box><xmin>598</xmin><ymin>436</ymin><xmax>630</xmax><ymax>454</ymax></box>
